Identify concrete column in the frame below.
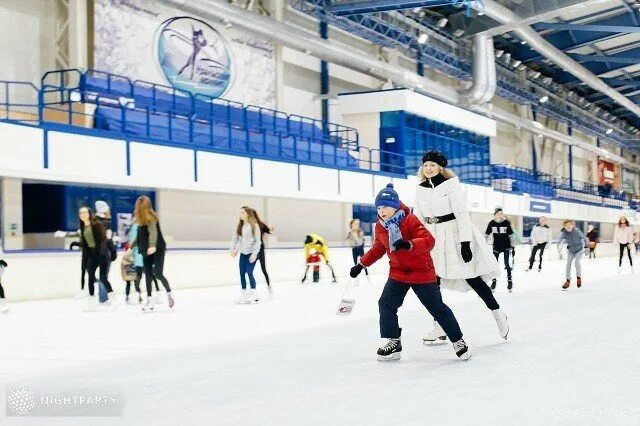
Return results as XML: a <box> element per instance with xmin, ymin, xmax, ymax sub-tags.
<box><xmin>69</xmin><ymin>0</ymin><xmax>89</xmax><ymax>69</ymax></box>
<box><xmin>272</xmin><ymin>0</ymin><xmax>285</xmax><ymax>110</ymax></box>
<box><xmin>1</xmin><ymin>178</ymin><xmax>24</xmax><ymax>250</ymax></box>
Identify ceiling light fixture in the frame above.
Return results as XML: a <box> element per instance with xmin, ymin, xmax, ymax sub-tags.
<box><xmin>418</xmin><ymin>33</ymin><xmax>429</xmax><ymax>44</ymax></box>
<box><xmin>539</xmin><ymin>95</ymin><xmax>549</xmax><ymax>103</ymax></box>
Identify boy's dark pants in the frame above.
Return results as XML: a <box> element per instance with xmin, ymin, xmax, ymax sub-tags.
<box><xmin>378</xmin><ymin>278</ymin><xmax>463</xmax><ymax>341</ymax></box>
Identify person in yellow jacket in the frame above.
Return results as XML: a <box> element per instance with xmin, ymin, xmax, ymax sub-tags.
<box><xmin>303</xmin><ymin>234</ymin><xmax>337</xmax><ymax>283</ymax></box>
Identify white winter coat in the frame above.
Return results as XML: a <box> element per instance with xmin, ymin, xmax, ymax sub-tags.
<box><xmin>530</xmin><ymin>225</ymin><xmax>552</xmax><ymax>245</ymax></box>
<box><xmin>414</xmin><ymin>176</ymin><xmax>500</xmax><ymax>292</ymax></box>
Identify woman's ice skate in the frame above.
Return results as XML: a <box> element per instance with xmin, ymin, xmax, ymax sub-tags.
<box><xmin>422</xmin><ymin>321</ymin><xmax>447</xmax><ymax>346</ymax></box>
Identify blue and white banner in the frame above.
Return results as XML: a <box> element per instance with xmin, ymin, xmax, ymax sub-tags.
<box><xmin>94</xmin><ymin>0</ymin><xmax>276</xmax><ymax>107</ymax></box>
<box><xmin>529</xmin><ymin>199</ymin><xmax>551</xmax><ymax>214</ymax></box>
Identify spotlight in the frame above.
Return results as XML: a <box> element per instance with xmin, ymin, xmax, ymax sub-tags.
<box><xmin>437</xmin><ymin>18</ymin><xmax>448</xmax><ymax>28</ymax></box>
<box><xmin>453</xmin><ymin>29</ymin><xmax>466</xmax><ymax>37</ymax></box>
<box><xmin>418</xmin><ymin>33</ymin><xmax>429</xmax><ymax>44</ymax></box>
<box><xmin>304</xmin><ymin>49</ymin><xmax>312</xmax><ymax>55</ymax></box>
<box><xmin>539</xmin><ymin>95</ymin><xmax>549</xmax><ymax>103</ymax></box>
<box><xmin>512</xmin><ymin>60</ymin><xmax>522</xmax><ymax>68</ymax></box>
<box><xmin>521</xmin><ymin>40</ymin><xmax>527</xmax><ymax>45</ymax></box>
<box><xmin>495</xmin><ymin>50</ymin><xmax>504</xmax><ymax>58</ymax></box>
<box><xmin>606</xmin><ymin>128</ymin><xmax>613</xmax><ymax>134</ymax></box>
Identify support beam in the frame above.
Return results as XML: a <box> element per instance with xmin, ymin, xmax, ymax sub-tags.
<box><xmin>568</xmin><ymin>52</ymin><xmax>640</xmax><ymax>65</ymax></box>
<box><xmin>320</xmin><ymin>20</ymin><xmax>329</xmax><ymax>134</ymax></box>
<box><xmin>531</xmin><ymin>22</ymin><xmax>640</xmax><ymax>33</ymax></box>
<box><xmin>329</xmin><ymin>0</ymin><xmax>455</xmax><ymax>16</ymax></box>
<box><xmin>516</xmin><ymin>11</ymin><xmax>636</xmax><ymax>62</ymax></box>
<box><xmin>554</xmin><ymin>45</ymin><xmax>640</xmax><ymax>84</ymax></box>
<box><xmin>568</xmin><ymin>126</ymin><xmax>573</xmax><ymax>188</ymax></box>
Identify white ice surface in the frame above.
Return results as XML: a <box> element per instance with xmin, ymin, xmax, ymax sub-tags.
<box><xmin>1</xmin><ymin>256</ymin><xmax>639</xmax><ymax>425</ymax></box>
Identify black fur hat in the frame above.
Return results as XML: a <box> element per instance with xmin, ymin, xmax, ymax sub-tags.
<box><xmin>421</xmin><ymin>150</ymin><xmax>448</xmax><ymax>168</ymax></box>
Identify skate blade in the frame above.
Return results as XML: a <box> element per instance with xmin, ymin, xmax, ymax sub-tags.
<box><xmin>377</xmin><ymin>353</ymin><xmax>401</xmax><ymax>362</ymax></box>
<box><xmin>422</xmin><ymin>336</ymin><xmax>448</xmax><ymax>346</ymax></box>
<box><xmin>457</xmin><ymin>352</ymin><xmax>472</xmax><ymax>361</ymax></box>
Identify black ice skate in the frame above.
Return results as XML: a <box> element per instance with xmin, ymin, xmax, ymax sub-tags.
<box><xmin>452</xmin><ymin>338</ymin><xmax>471</xmax><ymax>361</ymax></box>
<box><xmin>377</xmin><ymin>338</ymin><xmax>402</xmax><ymax>362</ymax></box>
<box><xmin>507</xmin><ymin>280</ymin><xmax>513</xmax><ymax>292</ymax></box>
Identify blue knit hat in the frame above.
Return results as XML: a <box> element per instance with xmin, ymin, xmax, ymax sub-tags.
<box><xmin>375</xmin><ymin>183</ymin><xmax>401</xmax><ymax>209</ymax></box>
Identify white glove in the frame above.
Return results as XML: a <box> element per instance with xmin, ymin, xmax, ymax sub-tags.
<box><xmin>54</xmin><ymin>230</ymin><xmax>66</xmax><ymax>238</ymax></box>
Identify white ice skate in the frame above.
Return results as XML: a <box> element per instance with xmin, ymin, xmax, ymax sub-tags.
<box><xmin>245</xmin><ymin>289</ymin><xmax>259</xmax><ymax>304</ymax></box>
<box><xmin>452</xmin><ymin>339</ymin><xmax>471</xmax><ymax>361</ymax></box>
<box><xmin>167</xmin><ymin>291</ymin><xmax>175</xmax><ymax>309</ymax></box>
<box><xmin>142</xmin><ymin>298</ymin><xmax>155</xmax><ymax>313</ymax></box>
<box><xmin>492</xmin><ymin>309</ymin><xmax>509</xmax><ymax>340</ymax></box>
<box><xmin>0</xmin><ymin>299</ymin><xmax>9</xmax><ymax>314</ymax></box>
<box><xmin>73</xmin><ymin>290</ymin><xmax>88</xmax><ymax>300</ymax></box>
<box><xmin>422</xmin><ymin>321</ymin><xmax>447</xmax><ymax>346</ymax></box>
<box><xmin>83</xmin><ymin>296</ymin><xmax>97</xmax><ymax>312</ymax></box>
<box><xmin>235</xmin><ymin>290</ymin><xmax>248</xmax><ymax>304</ymax></box>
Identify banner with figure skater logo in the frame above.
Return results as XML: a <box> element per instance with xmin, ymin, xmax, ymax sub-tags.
<box><xmin>94</xmin><ymin>0</ymin><xmax>276</xmax><ymax>107</ymax></box>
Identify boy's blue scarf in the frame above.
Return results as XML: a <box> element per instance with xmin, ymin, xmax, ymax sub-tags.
<box><xmin>380</xmin><ymin>209</ymin><xmax>406</xmax><ymax>251</ymax></box>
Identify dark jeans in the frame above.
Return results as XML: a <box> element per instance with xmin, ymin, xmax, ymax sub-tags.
<box><xmin>465</xmin><ymin>276</ymin><xmax>500</xmax><ymax>310</ymax></box>
<box><xmin>378</xmin><ymin>278</ymin><xmax>463</xmax><ymax>342</ymax></box>
<box><xmin>351</xmin><ymin>246</ymin><xmax>368</xmax><ymax>275</ymax></box>
<box><xmin>125</xmin><ymin>266</ymin><xmax>142</xmax><ymax>297</ymax></box>
<box><xmin>87</xmin><ymin>252</ymin><xmax>113</xmax><ymax>297</ymax></box>
<box><xmin>239</xmin><ymin>253</ymin><xmax>257</xmax><ymax>290</ymax></box>
<box><xmin>143</xmin><ymin>250</ymin><xmax>171</xmax><ymax>297</ymax></box>
<box><xmin>528</xmin><ymin>242</ymin><xmax>547</xmax><ymax>270</ymax></box>
<box><xmin>619</xmin><ymin>243</ymin><xmax>633</xmax><ymax>266</ymax></box>
<box><xmin>493</xmin><ymin>248</ymin><xmax>512</xmax><ymax>280</ymax></box>
<box><xmin>313</xmin><ymin>268</ymin><xmax>320</xmax><ymax>282</ymax></box>
<box><xmin>257</xmin><ymin>248</ymin><xmax>270</xmax><ymax>286</ymax></box>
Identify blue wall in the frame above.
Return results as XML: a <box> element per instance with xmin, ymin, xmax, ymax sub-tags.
<box><xmin>379</xmin><ymin>111</ymin><xmax>491</xmax><ymax>184</ymax></box>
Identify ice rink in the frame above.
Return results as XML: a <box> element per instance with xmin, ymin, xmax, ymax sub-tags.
<box><xmin>1</xmin><ymin>256</ymin><xmax>639</xmax><ymax>425</ymax></box>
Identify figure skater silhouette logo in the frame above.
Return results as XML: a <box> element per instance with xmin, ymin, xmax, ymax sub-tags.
<box><xmin>156</xmin><ymin>17</ymin><xmax>233</xmax><ymax>98</ymax></box>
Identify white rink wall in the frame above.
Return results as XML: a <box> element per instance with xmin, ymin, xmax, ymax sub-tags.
<box><xmin>1</xmin><ymin>242</ymin><xmax>628</xmax><ymax>302</ymax></box>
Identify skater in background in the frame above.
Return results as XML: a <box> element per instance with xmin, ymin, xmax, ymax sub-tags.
<box><xmin>301</xmin><ymin>248</ymin><xmax>322</xmax><ymax>284</ymax></box>
<box><xmin>485</xmin><ymin>208</ymin><xmax>515</xmax><ymax>291</ymax></box>
<box><xmin>614</xmin><ymin>215</ymin><xmax>634</xmax><ymax>273</ymax></box>
<box><xmin>54</xmin><ymin>227</ymin><xmax>89</xmax><ymax>299</ymax></box>
<box><xmin>230</xmin><ymin>206</ymin><xmax>262</xmax><ymax>304</ymax></box>
<box><xmin>304</xmin><ymin>234</ymin><xmax>337</xmax><ymax>283</ymax></box>
<box><xmin>350</xmin><ymin>184</ymin><xmax>470</xmax><ymax>361</ymax></box>
<box><xmin>634</xmin><ymin>232</ymin><xmax>640</xmax><ymax>254</ymax></box>
<box><xmin>250</xmin><ymin>209</ymin><xmax>274</xmax><ymax>294</ymax></box>
<box><xmin>123</xmin><ymin>222</ymin><xmax>144</xmax><ymax>304</ymax></box>
<box><xmin>413</xmin><ymin>151</ymin><xmax>507</xmax><ymax>344</ymax></box>
<box><xmin>527</xmin><ymin>216</ymin><xmax>552</xmax><ymax>272</ymax></box>
<box><xmin>78</xmin><ymin>206</ymin><xmax>114</xmax><ymax>311</ymax></box>
<box><xmin>345</xmin><ymin>219</ymin><xmax>368</xmax><ymax>277</ymax></box>
<box><xmin>127</xmin><ymin>196</ymin><xmax>174</xmax><ymax>311</ymax></box>
<box><xmin>586</xmin><ymin>224</ymin><xmax>599</xmax><ymax>259</ymax></box>
<box><xmin>0</xmin><ymin>238</ymin><xmax>8</xmax><ymax>313</ymax></box>
<box><xmin>558</xmin><ymin>219</ymin><xmax>589</xmax><ymax>290</ymax></box>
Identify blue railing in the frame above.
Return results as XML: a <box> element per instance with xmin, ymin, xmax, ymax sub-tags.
<box><xmin>492</xmin><ymin>164</ymin><xmax>630</xmax><ymax>207</ymax></box>
<box><xmin>50</xmin><ymin>68</ymin><xmax>362</xmax><ymax>148</ymax></box>
<box><xmin>0</xmin><ymin>80</ymin><xmax>40</xmax><ymax>124</ymax></box>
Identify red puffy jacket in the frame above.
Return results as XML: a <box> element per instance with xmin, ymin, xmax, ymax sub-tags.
<box><xmin>360</xmin><ymin>204</ymin><xmax>436</xmax><ymax>284</ymax></box>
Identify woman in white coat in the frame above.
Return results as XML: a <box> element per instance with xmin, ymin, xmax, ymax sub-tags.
<box><xmin>413</xmin><ymin>151</ymin><xmax>508</xmax><ymax>342</ymax></box>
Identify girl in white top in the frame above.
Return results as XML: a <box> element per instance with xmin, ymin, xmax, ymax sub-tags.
<box><xmin>413</xmin><ymin>151</ymin><xmax>507</xmax><ymax>342</ymax></box>
<box><xmin>614</xmin><ymin>215</ymin><xmax>634</xmax><ymax>273</ymax></box>
<box><xmin>231</xmin><ymin>206</ymin><xmax>262</xmax><ymax>304</ymax></box>
<box><xmin>527</xmin><ymin>216</ymin><xmax>553</xmax><ymax>272</ymax></box>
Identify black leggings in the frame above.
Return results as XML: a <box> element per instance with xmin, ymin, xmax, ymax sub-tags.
<box><xmin>528</xmin><ymin>243</ymin><xmax>547</xmax><ymax>270</ymax></box>
<box><xmin>588</xmin><ymin>244</ymin><xmax>596</xmax><ymax>259</ymax></box>
<box><xmin>80</xmin><ymin>250</ymin><xmax>88</xmax><ymax>290</ymax></box>
<box><xmin>143</xmin><ymin>250</ymin><xmax>171</xmax><ymax>297</ymax></box>
<box><xmin>351</xmin><ymin>246</ymin><xmax>368</xmax><ymax>275</ymax></box>
<box><xmin>257</xmin><ymin>248</ymin><xmax>270</xmax><ymax>286</ymax></box>
<box><xmin>87</xmin><ymin>253</ymin><xmax>113</xmax><ymax>297</ymax></box>
<box><xmin>619</xmin><ymin>243</ymin><xmax>633</xmax><ymax>267</ymax></box>
<box><xmin>0</xmin><ymin>282</ymin><xmax>4</xmax><ymax>299</ymax></box>
<box><xmin>466</xmin><ymin>276</ymin><xmax>500</xmax><ymax>310</ymax></box>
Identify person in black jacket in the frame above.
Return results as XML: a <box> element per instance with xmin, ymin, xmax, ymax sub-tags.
<box><xmin>78</xmin><ymin>206</ymin><xmax>114</xmax><ymax>311</ymax></box>
<box><xmin>127</xmin><ymin>196</ymin><xmax>174</xmax><ymax>312</ymax></box>
<box><xmin>485</xmin><ymin>208</ymin><xmax>515</xmax><ymax>292</ymax></box>
<box><xmin>249</xmin><ymin>208</ymin><xmax>274</xmax><ymax>295</ymax></box>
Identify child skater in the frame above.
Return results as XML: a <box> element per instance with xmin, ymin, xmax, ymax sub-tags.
<box><xmin>558</xmin><ymin>219</ymin><xmax>589</xmax><ymax>290</ymax></box>
<box><xmin>304</xmin><ymin>234</ymin><xmax>338</xmax><ymax>283</ymax></box>
<box><xmin>0</xmin><ymin>239</ymin><xmax>8</xmax><ymax>314</ymax></box>
<box><xmin>301</xmin><ymin>248</ymin><xmax>322</xmax><ymax>284</ymax></box>
<box><xmin>350</xmin><ymin>184</ymin><xmax>470</xmax><ymax>361</ymax></box>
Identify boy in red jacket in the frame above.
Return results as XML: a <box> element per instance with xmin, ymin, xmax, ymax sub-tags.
<box><xmin>350</xmin><ymin>184</ymin><xmax>470</xmax><ymax>361</ymax></box>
